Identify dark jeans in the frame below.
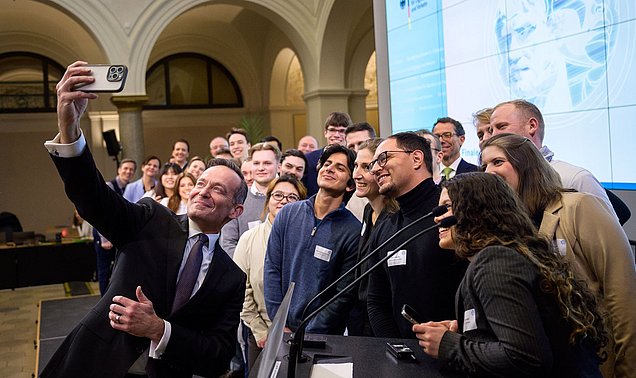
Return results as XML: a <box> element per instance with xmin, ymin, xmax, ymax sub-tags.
<box><xmin>345</xmin><ymin>299</ymin><xmax>374</xmax><ymax>337</ymax></box>
<box><xmin>245</xmin><ymin>327</ymin><xmax>263</xmax><ymax>372</ymax></box>
<box><xmin>93</xmin><ymin>230</ymin><xmax>116</xmax><ymax>296</ymax></box>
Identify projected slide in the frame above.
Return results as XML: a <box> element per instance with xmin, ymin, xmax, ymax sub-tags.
<box><xmin>381</xmin><ymin>0</ymin><xmax>636</xmax><ymax>189</ymax></box>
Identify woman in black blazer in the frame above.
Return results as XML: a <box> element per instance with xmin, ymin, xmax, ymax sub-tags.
<box><xmin>413</xmin><ymin>172</ymin><xmax>607</xmax><ymax>378</ymax></box>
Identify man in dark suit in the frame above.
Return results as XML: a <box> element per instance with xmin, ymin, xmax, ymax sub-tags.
<box><xmin>302</xmin><ymin>112</ymin><xmax>352</xmax><ymax>197</ymax></box>
<box><xmin>94</xmin><ymin>158</ymin><xmax>136</xmax><ymax>296</ymax></box>
<box><xmin>42</xmin><ymin>61</ymin><xmax>247</xmax><ymax>378</ymax></box>
<box><xmin>432</xmin><ymin>117</ymin><xmax>478</xmax><ymax>181</ymax></box>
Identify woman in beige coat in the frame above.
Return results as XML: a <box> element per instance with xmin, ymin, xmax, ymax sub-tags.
<box><xmin>480</xmin><ymin>133</ymin><xmax>636</xmax><ymax>378</ymax></box>
<box><xmin>233</xmin><ymin>175</ymin><xmax>307</xmax><ymax>371</ymax></box>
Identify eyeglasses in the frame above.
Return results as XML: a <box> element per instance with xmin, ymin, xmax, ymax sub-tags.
<box><xmin>271</xmin><ymin>191</ymin><xmax>300</xmax><ymax>202</ymax></box>
<box><xmin>434</xmin><ymin>132</ymin><xmax>458</xmax><ymax>141</ymax></box>
<box><xmin>326</xmin><ymin>126</ymin><xmax>347</xmax><ymax>134</ymax></box>
<box><xmin>367</xmin><ymin>150</ymin><xmax>414</xmax><ymax>172</ymax></box>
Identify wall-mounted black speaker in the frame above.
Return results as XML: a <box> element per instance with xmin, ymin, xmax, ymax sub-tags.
<box><xmin>102</xmin><ymin>130</ymin><xmax>121</xmax><ymax>157</ymax></box>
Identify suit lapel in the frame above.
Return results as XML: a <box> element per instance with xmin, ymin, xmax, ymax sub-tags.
<box><xmin>190</xmin><ymin>241</ymin><xmax>228</xmax><ymax>302</ymax></box>
<box><xmin>538</xmin><ymin>200</ymin><xmax>563</xmax><ymax>240</ymax></box>
<box><xmin>171</xmin><ymin>240</ymin><xmax>229</xmax><ymax>315</ymax></box>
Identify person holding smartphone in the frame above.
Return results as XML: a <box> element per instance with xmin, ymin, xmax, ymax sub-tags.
<box><xmin>42</xmin><ymin>61</ymin><xmax>247</xmax><ymax>378</ymax></box>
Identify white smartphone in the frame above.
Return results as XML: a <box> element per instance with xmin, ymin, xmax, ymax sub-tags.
<box><xmin>73</xmin><ymin>64</ymin><xmax>128</xmax><ymax>92</ymax></box>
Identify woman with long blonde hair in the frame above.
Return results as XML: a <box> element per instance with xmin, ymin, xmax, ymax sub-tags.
<box><xmin>481</xmin><ymin>133</ymin><xmax>636</xmax><ymax>376</ymax></box>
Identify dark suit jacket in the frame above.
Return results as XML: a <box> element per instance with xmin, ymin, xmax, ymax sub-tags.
<box><xmin>301</xmin><ymin>147</ymin><xmax>323</xmax><ymax>197</ymax></box>
<box><xmin>42</xmin><ymin>148</ymin><xmax>246</xmax><ymax>378</ymax></box>
<box><xmin>455</xmin><ymin>158</ymin><xmax>478</xmax><ymax>175</ymax></box>
<box><xmin>438</xmin><ymin>246</ymin><xmax>601</xmax><ymax>377</ymax></box>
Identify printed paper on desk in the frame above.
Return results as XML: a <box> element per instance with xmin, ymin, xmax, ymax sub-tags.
<box><xmin>310</xmin><ymin>362</ymin><xmax>353</xmax><ymax>378</ymax></box>
<box><xmin>387</xmin><ymin>249</ymin><xmax>407</xmax><ymax>267</ymax></box>
<box><xmin>314</xmin><ymin>245</ymin><xmax>332</xmax><ymax>262</ymax></box>
<box><xmin>311</xmin><ymin>355</ymin><xmax>353</xmax><ymax>378</ymax></box>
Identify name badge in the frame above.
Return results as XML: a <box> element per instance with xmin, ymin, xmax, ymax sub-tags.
<box><xmin>314</xmin><ymin>245</ymin><xmax>332</xmax><ymax>262</ymax></box>
<box><xmin>463</xmin><ymin>309</ymin><xmax>477</xmax><ymax>332</ymax></box>
<box><xmin>554</xmin><ymin>239</ymin><xmax>567</xmax><ymax>256</ymax></box>
<box><xmin>248</xmin><ymin>220</ymin><xmax>261</xmax><ymax>230</ymax></box>
<box><xmin>387</xmin><ymin>250</ymin><xmax>407</xmax><ymax>267</ymax></box>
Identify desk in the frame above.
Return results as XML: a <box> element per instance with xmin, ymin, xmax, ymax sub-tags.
<box><xmin>251</xmin><ymin>334</ymin><xmax>464</xmax><ymax>378</ymax></box>
<box><xmin>0</xmin><ymin>240</ymin><xmax>95</xmax><ymax>289</ymax></box>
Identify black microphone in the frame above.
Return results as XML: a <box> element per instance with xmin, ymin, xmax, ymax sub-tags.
<box><xmin>299</xmin><ymin>204</ymin><xmax>448</xmax><ymax>321</ymax></box>
<box><xmin>287</xmin><ymin>215</ymin><xmax>457</xmax><ymax>378</ymax></box>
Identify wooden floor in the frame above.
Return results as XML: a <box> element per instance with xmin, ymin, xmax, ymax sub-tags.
<box><xmin>0</xmin><ymin>282</ymin><xmax>98</xmax><ymax>378</ymax></box>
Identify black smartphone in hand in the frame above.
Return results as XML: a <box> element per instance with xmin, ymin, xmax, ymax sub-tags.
<box><xmin>401</xmin><ymin>304</ymin><xmax>421</xmax><ymax>325</ymax></box>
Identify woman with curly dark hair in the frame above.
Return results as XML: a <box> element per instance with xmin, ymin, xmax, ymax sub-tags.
<box><xmin>414</xmin><ymin>172</ymin><xmax>607</xmax><ymax>377</ymax></box>
<box><xmin>481</xmin><ymin>133</ymin><xmax>636</xmax><ymax>376</ymax></box>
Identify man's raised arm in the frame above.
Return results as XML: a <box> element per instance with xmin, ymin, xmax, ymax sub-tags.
<box><xmin>56</xmin><ymin>61</ymin><xmax>98</xmax><ymax>143</ymax></box>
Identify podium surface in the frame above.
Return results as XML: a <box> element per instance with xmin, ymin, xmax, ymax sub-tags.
<box><xmin>251</xmin><ymin>333</ymin><xmax>464</xmax><ymax>377</ymax></box>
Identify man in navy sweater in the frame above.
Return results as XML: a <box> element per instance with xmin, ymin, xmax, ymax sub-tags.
<box><xmin>264</xmin><ymin>145</ymin><xmax>360</xmax><ymax>334</ymax></box>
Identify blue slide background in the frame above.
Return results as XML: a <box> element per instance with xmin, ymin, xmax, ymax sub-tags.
<box><xmin>383</xmin><ymin>0</ymin><xmax>636</xmax><ymax>189</ymax></box>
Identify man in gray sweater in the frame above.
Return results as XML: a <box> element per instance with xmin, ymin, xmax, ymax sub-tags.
<box><xmin>220</xmin><ymin>142</ymin><xmax>280</xmax><ymax>257</ymax></box>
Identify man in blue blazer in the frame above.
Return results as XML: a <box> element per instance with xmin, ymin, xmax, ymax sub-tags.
<box><xmin>41</xmin><ymin>61</ymin><xmax>247</xmax><ymax>378</ymax></box>
<box><xmin>433</xmin><ymin>117</ymin><xmax>478</xmax><ymax>181</ymax></box>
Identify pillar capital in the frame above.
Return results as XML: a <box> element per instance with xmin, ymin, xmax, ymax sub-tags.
<box><xmin>303</xmin><ymin>89</ymin><xmax>352</xmax><ymax>101</ymax></box>
<box><xmin>110</xmin><ymin>95</ymin><xmax>147</xmax><ymax>174</ymax></box>
<box><xmin>110</xmin><ymin>95</ymin><xmax>149</xmax><ymax>111</ymax></box>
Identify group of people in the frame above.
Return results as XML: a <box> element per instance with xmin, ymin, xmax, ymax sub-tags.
<box><xmin>42</xmin><ymin>61</ymin><xmax>634</xmax><ymax>378</ymax></box>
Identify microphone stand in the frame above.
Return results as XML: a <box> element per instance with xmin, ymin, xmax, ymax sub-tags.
<box><xmin>286</xmin><ymin>216</ymin><xmax>457</xmax><ymax>378</ymax></box>
<box><xmin>299</xmin><ymin>205</ymin><xmax>449</xmax><ymax>321</ymax></box>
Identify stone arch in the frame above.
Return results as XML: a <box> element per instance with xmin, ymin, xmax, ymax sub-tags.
<box><xmin>346</xmin><ymin>26</ymin><xmax>376</xmax><ymax>125</ymax></box>
<box><xmin>128</xmin><ymin>0</ymin><xmax>316</xmax><ymax>95</ymax></box>
<box><xmin>1</xmin><ymin>1</ymin><xmax>107</xmax><ymax>72</ymax></box>
<box><xmin>316</xmin><ymin>0</ymin><xmax>373</xmax><ymax>89</ymax></box>
<box><xmin>1</xmin><ymin>1</ymin><xmax>112</xmax><ymax>114</ymax></box>
<box><xmin>268</xmin><ymin>47</ymin><xmax>306</xmax><ymax>147</ymax></box>
<box><xmin>270</xmin><ymin>48</ymin><xmax>302</xmax><ymax>107</ymax></box>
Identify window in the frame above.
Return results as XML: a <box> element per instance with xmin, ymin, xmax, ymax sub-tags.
<box><xmin>145</xmin><ymin>53</ymin><xmax>243</xmax><ymax>109</ymax></box>
<box><xmin>0</xmin><ymin>52</ymin><xmax>64</xmax><ymax>113</ymax></box>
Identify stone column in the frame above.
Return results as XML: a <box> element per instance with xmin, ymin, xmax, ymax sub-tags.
<box><xmin>347</xmin><ymin>89</ymin><xmax>370</xmax><ymax>125</ymax></box>
<box><xmin>110</xmin><ymin>95</ymin><xmax>148</xmax><ymax>177</ymax></box>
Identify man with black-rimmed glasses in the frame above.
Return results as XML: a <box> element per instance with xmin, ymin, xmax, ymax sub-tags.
<box><xmin>432</xmin><ymin>117</ymin><xmax>478</xmax><ymax>181</ymax></box>
<box><xmin>366</xmin><ymin>132</ymin><xmax>467</xmax><ymax>338</ymax></box>
<box><xmin>302</xmin><ymin>112</ymin><xmax>353</xmax><ymax>197</ymax></box>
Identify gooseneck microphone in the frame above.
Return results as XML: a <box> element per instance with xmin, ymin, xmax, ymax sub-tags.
<box><xmin>287</xmin><ymin>215</ymin><xmax>458</xmax><ymax>378</ymax></box>
<box><xmin>299</xmin><ymin>204</ymin><xmax>449</xmax><ymax>321</ymax></box>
